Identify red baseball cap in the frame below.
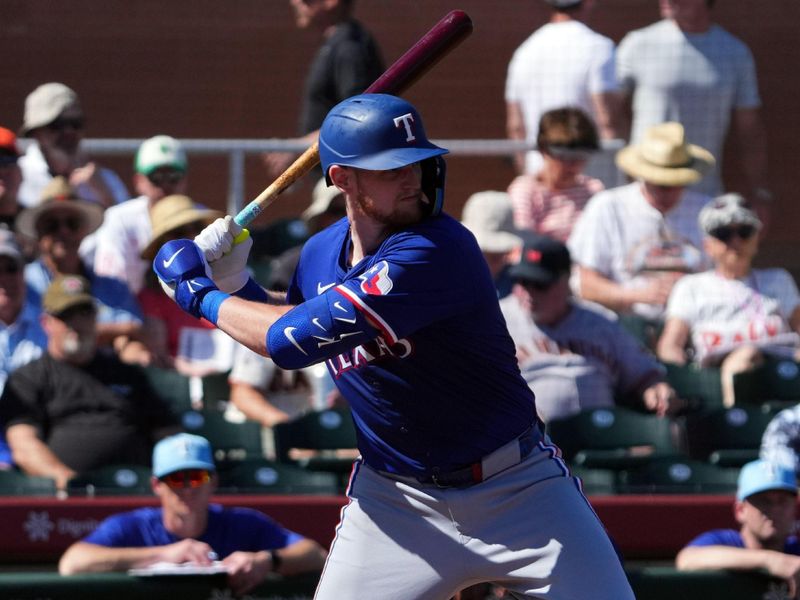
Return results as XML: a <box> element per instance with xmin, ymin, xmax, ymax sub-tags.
<box><xmin>0</xmin><ymin>127</ymin><xmax>21</xmax><ymax>158</ymax></box>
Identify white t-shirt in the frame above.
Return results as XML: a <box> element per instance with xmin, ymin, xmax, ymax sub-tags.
<box><xmin>617</xmin><ymin>20</ymin><xmax>761</xmax><ymax>196</ymax></box>
<box><xmin>88</xmin><ymin>195</ymin><xmax>152</xmax><ymax>294</ymax></box>
<box><xmin>666</xmin><ymin>269</ymin><xmax>800</xmax><ymax>366</ymax></box>
<box><xmin>505</xmin><ymin>20</ymin><xmax>618</xmax><ymax>174</ymax></box>
<box><xmin>568</xmin><ymin>182</ymin><xmax>711</xmax><ymax>320</ymax></box>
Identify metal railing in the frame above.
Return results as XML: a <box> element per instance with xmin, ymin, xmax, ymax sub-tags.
<box><xmin>74</xmin><ymin>138</ymin><xmax>626</xmax><ymax>215</ymax></box>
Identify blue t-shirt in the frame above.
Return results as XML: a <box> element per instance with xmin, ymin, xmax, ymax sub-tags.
<box><xmin>83</xmin><ymin>504</ymin><xmax>303</xmax><ymax>558</ymax></box>
<box><xmin>687</xmin><ymin>529</ymin><xmax>800</xmax><ymax>555</ymax></box>
<box><xmin>288</xmin><ymin>214</ymin><xmax>537</xmax><ymax>477</ymax></box>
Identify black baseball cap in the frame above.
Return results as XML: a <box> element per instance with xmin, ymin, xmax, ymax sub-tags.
<box><xmin>508</xmin><ymin>235</ymin><xmax>571</xmax><ymax>285</ymax></box>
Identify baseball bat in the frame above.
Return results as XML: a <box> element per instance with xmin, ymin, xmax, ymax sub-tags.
<box><xmin>234</xmin><ymin>9</ymin><xmax>473</xmax><ymax>227</ymax></box>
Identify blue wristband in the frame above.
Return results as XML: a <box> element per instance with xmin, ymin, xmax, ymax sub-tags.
<box><xmin>199</xmin><ymin>290</ymin><xmax>230</xmax><ymax>325</ymax></box>
<box><xmin>234</xmin><ymin>278</ymin><xmax>269</xmax><ymax>303</ymax></box>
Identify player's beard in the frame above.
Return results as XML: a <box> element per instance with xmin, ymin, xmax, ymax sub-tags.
<box><xmin>353</xmin><ymin>188</ymin><xmax>425</xmax><ymax>229</ymax></box>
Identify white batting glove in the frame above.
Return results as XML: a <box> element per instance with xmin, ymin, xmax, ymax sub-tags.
<box><xmin>194</xmin><ymin>216</ymin><xmax>253</xmax><ymax>293</ymax></box>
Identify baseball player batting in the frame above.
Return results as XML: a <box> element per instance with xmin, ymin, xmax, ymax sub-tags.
<box><xmin>153</xmin><ymin>94</ymin><xmax>635</xmax><ymax>599</ymax></box>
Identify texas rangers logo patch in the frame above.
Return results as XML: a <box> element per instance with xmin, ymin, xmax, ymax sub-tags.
<box><xmin>359</xmin><ymin>261</ymin><xmax>393</xmax><ymax>295</ymax></box>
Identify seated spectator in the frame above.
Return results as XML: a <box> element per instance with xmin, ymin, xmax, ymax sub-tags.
<box><xmin>507</xmin><ymin>107</ymin><xmax>604</xmax><ymax>242</ymax></box>
<box><xmin>568</xmin><ymin>122</ymin><xmax>714</xmax><ymax>321</ymax></box>
<box><xmin>761</xmin><ymin>404</ymin><xmax>800</xmax><ymax>479</ymax></box>
<box><xmin>0</xmin><ymin>275</ymin><xmax>179</xmax><ymax>489</ymax></box>
<box><xmin>461</xmin><ymin>191</ymin><xmax>523</xmax><ymax>299</ymax></box>
<box><xmin>17</xmin><ymin>83</ymin><xmax>128</xmax><ymax>208</ymax></box>
<box><xmin>58</xmin><ymin>433</ymin><xmax>328</xmax><ymax>595</ymax></box>
<box><xmin>138</xmin><ymin>195</ymin><xmax>225</xmax><ymax>374</ymax></box>
<box><xmin>264</xmin><ymin>177</ymin><xmax>347</xmax><ymax>292</ymax></box>
<box><xmin>675</xmin><ymin>459</ymin><xmax>800</xmax><ymax>593</ymax></box>
<box><xmin>657</xmin><ymin>194</ymin><xmax>800</xmax><ymax>407</ymax></box>
<box><xmin>500</xmin><ymin>234</ymin><xmax>681</xmax><ymax>422</ymax></box>
<box><xmin>16</xmin><ymin>177</ymin><xmax>145</xmax><ymax>357</ymax></box>
<box><xmin>0</xmin><ymin>229</ymin><xmax>47</xmax><ymax>467</ymax></box>
<box><xmin>0</xmin><ymin>127</ymin><xmax>24</xmax><ymax>231</ymax></box>
<box><xmin>90</xmin><ymin>135</ymin><xmax>189</xmax><ymax>294</ymax></box>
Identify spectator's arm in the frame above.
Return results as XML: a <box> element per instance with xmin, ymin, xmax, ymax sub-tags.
<box><xmin>59</xmin><ymin>538</ymin><xmax>216</xmax><ymax>575</ymax></box>
<box><xmin>578</xmin><ymin>267</ymin><xmax>681</xmax><ymax>314</ymax></box>
<box><xmin>591</xmin><ymin>91</ymin><xmax>624</xmax><ymax>140</ymax></box>
<box><xmin>505</xmin><ymin>101</ymin><xmax>527</xmax><ymax>174</ymax></box>
<box><xmin>732</xmin><ymin>107</ymin><xmax>770</xmax><ymax>204</ymax></box>
<box><xmin>656</xmin><ymin>317</ymin><xmax>691</xmax><ymax>366</ymax></box>
<box><xmin>6</xmin><ymin>423</ymin><xmax>75</xmax><ymax>490</ymax></box>
<box><xmin>223</xmin><ymin>539</ymin><xmax>327</xmax><ymax>596</ymax></box>
<box><xmin>641</xmin><ymin>381</ymin><xmax>683</xmax><ymax>417</ymax></box>
<box><xmin>676</xmin><ymin>545</ymin><xmax>800</xmax><ymax>594</ymax></box>
<box><xmin>788</xmin><ymin>305</ymin><xmax>800</xmax><ymax>335</ymax></box>
<box><xmin>229</xmin><ymin>380</ymin><xmax>291</xmax><ymax>428</ymax></box>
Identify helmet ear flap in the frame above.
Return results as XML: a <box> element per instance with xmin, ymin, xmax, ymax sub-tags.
<box><xmin>421</xmin><ymin>156</ymin><xmax>446</xmax><ymax>217</ymax></box>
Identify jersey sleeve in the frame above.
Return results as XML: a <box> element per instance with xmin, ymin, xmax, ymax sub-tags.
<box><xmin>733</xmin><ymin>42</ymin><xmax>761</xmax><ymax>109</ymax></box>
<box><xmin>588</xmin><ymin>38</ymin><xmax>618</xmax><ymax>94</ymax></box>
<box><xmin>82</xmin><ymin>513</ymin><xmax>140</xmax><ymax>547</ymax></box>
<box><xmin>684</xmin><ymin>529</ymin><xmax>744</xmax><ymax>548</ymax></box>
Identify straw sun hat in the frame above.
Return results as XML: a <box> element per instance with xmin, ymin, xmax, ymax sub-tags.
<box><xmin>141</xmin><ymin>195</ymin><xmax>221</xmax><ymax>260</ymax></box>
<box><xmin>616</xmin><ymin>122</ymin><xmax>715</xmax><ymax>187</ymax></box>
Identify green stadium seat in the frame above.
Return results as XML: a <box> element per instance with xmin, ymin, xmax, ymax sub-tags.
<box><xmin>0</xmin><ymin>470</ymin><xmax>56</xmax><ymax>496</ymax></box>
<box><xmin>618</xmin><ymin>458</ymin><xmax>740</xmax><ymax>494</ymax></box>
<box><xmin>200</xmin><ymin>371</ymin><xmax>231</xmax><ymax>413</ymax></box>
<box><xmin>733</xmin><ymin>355</ymin><xmax>800</xmax><ymax>407</ymax></box>
<box><xmin>685</xmin><ymin>405</ymin><xmax>777</xmax><ymax>468</ymax></box>
<box><xmin>664</xmin><ymin>363</ymin><xmax>724</xmax><ymax>409</ymax></box>
<box><xmin>182</xmin><ymin>411</ymin><xmax>264</xmax><ymax>464</ymax></box>
<box><xmin>66</xmin><ymin>465</ymin><xmax>152</xmax><ymax>496</ymax></box>
<box><xmin>617</xmin><ymin>314</ymin><xmax>663</xmax><ymax>352</ymax></box>
<box><xmin>547</xmin><ymin>407</ymin><xmax>682</xmax><ymax>469</ymax></box>
<box><xmin>569</xmin><ymin>466</ymin><xmax>619</xmax><ymax>495</ymax></box>
<box><xmin>142</xmin><ymin>365</ymin><xmax>193</xmax><ymax>415</ymax></box>
<box><xmin>273</xmin><ymin>408</ymin><xmax>358</xmax><ymax>476</ymax></box>
<box><xmin>217</xmin><ymin>459</ymin><xmax>341</xmax><ymax>495</ymax></box>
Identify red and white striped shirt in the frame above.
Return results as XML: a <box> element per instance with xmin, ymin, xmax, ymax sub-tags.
<box><xmin>508</xmin><ymin>174</ymin><xmax>604</xmax><ymax>242</ymax></box>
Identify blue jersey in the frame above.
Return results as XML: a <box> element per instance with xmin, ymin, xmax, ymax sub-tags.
<box><xmin>82</xmin><ymin>504</ymin><xmax>303</xmax><ymax>557</ymax></box>
<box><xmin>686</xmin><ymin>529</ymin><xmax>800</xmax><ymax>555</ymax></box>
<box><xmin>288</xmin><ymin>213</ymin><xmax>537</xmax><ymax>477</ymax></box>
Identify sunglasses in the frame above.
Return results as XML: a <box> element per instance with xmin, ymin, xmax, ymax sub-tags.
<box><xmin>46</xmin><ymin>117</ymin><xmax>86</xmax><ymax>132</ymax></box>
<box><xmin>544</xmin><ymin>146</ymin><xmax>594</xmax><ymax>162</ymax></box>
<box><xmin>38</xmin><ymin>215</ymin><xmax>83</xmax><ymax>236</ymax></box>
<box><xmin>0</xmin><ymin>155</ymin><xmax>19</xmax><ymax>168</ymax></box>
<box><xmin>148</xmin><ymin>170</ymin><xmax>184</xmax><ymax>187</ymax></box>
<box><xmin>160</xmin><ymin>469</ymin><xmax>211</xmax><ymax>490</ymax></box>
<box><xmin>709</xmin><ymin>224</ymin><xmax>757</xmax><ymax>243</ymax></box>
<box><xmin>522</xmin><ymin>279</ymin><xmax>557</xmax><ymax>292</ymax></box>
<box><xmin>0</xmin><ymin>261</ymin><xmax>20</xmax><ymax>275</ymax></box>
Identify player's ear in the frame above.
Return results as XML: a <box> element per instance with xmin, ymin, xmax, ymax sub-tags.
<box><xmin>328</xmin><ymin>165</ymin><xmax>352</xmax><ymax>195</ymax></box>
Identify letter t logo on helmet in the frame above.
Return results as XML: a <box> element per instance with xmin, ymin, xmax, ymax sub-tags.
<box><xmin>393</xmin><ymin>113</ymin><xmax>416</xmax><ymax>142</ymax></box>
<box><xmin>318</xmin><ymin>94</ymin><xmax>449</xmax><ymax>217</ymax></box>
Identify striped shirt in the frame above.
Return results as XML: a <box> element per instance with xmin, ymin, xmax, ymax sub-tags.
<box><xmin>508</xmin><ymin>173</ymin><xmax>604</xmax><ymax>242</ymax></box>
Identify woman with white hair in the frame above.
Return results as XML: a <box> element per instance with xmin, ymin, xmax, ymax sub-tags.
<box><xmin>657</xmin><ymin>193</ymin><xmax>800</xmax><ymax>406</ymax></box>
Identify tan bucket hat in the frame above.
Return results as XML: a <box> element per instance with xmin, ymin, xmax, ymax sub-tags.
<box><xmin>141</xmin><ymin>195</ymin><xmax>222</xmax><ymax>260</ymax></box>
<box><xmin>616</xmin><ymin>122</ymin><xmax>715</xmax><ymax>187</ymax></box>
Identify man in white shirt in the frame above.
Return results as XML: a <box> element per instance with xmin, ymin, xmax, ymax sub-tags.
<box><xmin>505</xmin><ymin>0</ymin><xmax>621</xmax><ymax>175</ymax></box>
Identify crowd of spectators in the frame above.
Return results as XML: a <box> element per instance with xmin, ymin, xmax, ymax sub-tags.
<box><xmin>0</xmin><ymin>0</ymin><xmax>795</xmax><ymax>594</ymax></box>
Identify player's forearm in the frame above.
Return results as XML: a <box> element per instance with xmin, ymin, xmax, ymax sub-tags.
<box><xmin>59</xmin><ymin>542</ymin><xmax>170</xmax><ymax>575</ymax></box>
<box><xmin>215</xmin><ymin>296</ymin><xmax>294</xmax><ymax>357</ymax></box>
<box><xmin>676</xmin><ymin>545</ymin><xmax>775</xmax><ymax>573</ymax></box>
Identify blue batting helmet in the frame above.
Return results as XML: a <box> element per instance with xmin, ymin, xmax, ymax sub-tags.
<box><xmin>319</xmin><ymin>94</ymin><xmax>449</xmax><ymax>216</ymax></box>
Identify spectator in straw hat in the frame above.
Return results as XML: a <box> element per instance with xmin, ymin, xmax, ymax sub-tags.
<box><xmin>0</xmin><ymin>274</ymin><xmax>179</xmax><ymax>489</ymax></box>
<box><xmin>0</xmin><ymin>127</ymin><xmax>25</xmax><ymax>231</ymax></box>
<box><xmin>568</xmin><ymin>121</ymin><xmax>714</xmax><ymax>322</ymax></box>
<box><xmin>136</xmin><ymin>195</ymin><xmax>223</xmax><ymax>373</ymax></box>
<box><xmin>461</xmin><ymin>190</ymin><xmax>523</xmax><ymax>299</ymax></box>
<box><xmin>17</xmin><ymin>82</ymin><xmax>129</xmax><ymax>209</ymax></box>
<box><xmin>90</xmin><ymin>135</ymin><xmax>189</xmax><ymax>295</ymax></box>
<box><xmin>17</xmin><ymin>177</ymin><xmax>145</xmax><ymax>358</ymax></box>
<box><xmin>657</xmin><ymin>193</ymin><xmax>800</xmax><ymax>406</ymax></box>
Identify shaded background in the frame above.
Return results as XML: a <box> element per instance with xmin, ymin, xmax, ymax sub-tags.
<box><xmin>1</xmin><ymin>1</ymin><xmax>797</xmax><ymax>265</ymax></box>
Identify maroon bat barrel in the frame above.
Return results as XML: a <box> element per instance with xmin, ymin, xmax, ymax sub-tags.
<box><xmin>365</xmin><ymin>10</ymin><xmax>474</xmax><ymax>95</ymax></box>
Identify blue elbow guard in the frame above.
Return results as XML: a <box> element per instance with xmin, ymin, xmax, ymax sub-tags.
<box><xmin>266</xmin><ymin>292</ymin><xmax>377</xmax><ymax>369</ymax></box>
<box><xmin>234</xmin><ymin>278</ymin><xmax>269</xmax><ymax>303</ymax></box>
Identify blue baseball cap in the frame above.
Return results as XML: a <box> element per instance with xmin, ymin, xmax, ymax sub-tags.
<box><xmin>736</xmin><ymin>459</ymin><xmax>798</xmax><ymax>501</ymax></box>
<box><xmin>152</xmin><ymin>433</ymin><xmax>216</xmax><ymax>478</ymax></box>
